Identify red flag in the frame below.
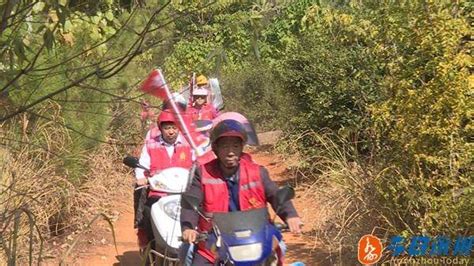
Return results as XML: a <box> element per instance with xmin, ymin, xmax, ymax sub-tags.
<box><xmin>189</xmin><ymin>119</ymin><xmax>216</xmax><ymax>164</ymax></box>
<box><xmin>140</xmin><ymin>69</ymin><xmax>210</xmax><ymax>160</ymax></box>
<box><xmin>140</xmin><ymin>69</ymin><xmax>168</xmax><ymax>100</ymax></box>
<box><xmin>178</xmin><ymin>112</ymin><xmax>215</xmax><ymax>162</ymax></box>
<box><xmin>138</xmin><ymin>69</ymin><xmax>227</xmax><ymax>164</ymax></box>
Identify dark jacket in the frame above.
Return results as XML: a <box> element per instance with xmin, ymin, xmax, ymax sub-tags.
<box><xmin>180</xmin><ymin>163</ymin><xmax>298</xmax><ymax>231</ymax></box>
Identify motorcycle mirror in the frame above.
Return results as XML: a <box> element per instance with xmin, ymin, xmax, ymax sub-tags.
<box><xmin>276</xmin><ymin>186</ymin><xmax>295</xmax><ymax>206</ymax></box>
<box><xmin>123</xmin><ymin>156</ymin><xmax>140</xmax><ymax>168</ymax></box>
<box><xmin>181</xmin><ymin>194</ymin><xmax>201</xmax><ymax>213</ymax></box>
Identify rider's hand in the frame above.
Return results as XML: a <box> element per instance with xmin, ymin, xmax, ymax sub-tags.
<box><xmin>286</xmin><ymin>217</ymin><xmax>302</xmax><ymax>234</ymax></box>
<box><xmin>182</xmin><ymin>229</ymin><xmax>199</xmax><ymax>243</ymax></box>
<box><xmin>136</xmin><ymin>178</ymin><xmax>148</xmax><ymax>186</ymax></box>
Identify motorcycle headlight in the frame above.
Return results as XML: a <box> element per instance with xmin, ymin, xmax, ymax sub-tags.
<box><xmin>234</xmin><ymin>230</ymin><xmax>252</xmax><ymax>238</ymax></box>
<box><xmin>163</xmin><ymin>201</ymin><xmax>180</xmax><ymax>220</ymax></box>
<box><xmin>228</xmin><ymin>243</ymin><xmax>262</xmax><ymax>261</ymax></box>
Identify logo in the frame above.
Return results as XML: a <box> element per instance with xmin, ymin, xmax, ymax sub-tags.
<box><xmin>358</xmin><ymin>234</ymin><xmax>383</xmax><ymax>265</ymax></box>
<box><xmin>356</xmin><ymin>234</ymin><xmax>473</xmax><ymax>265</ymax></box>
<box><xmin>248</xmin><ymin>197</ymin><xmax>263</xmax><ymax>208</ymax></box>
<box><xmin>179</xmin><ymin>152</ymin><xmax>186</xmax><ymax>161</ymax></box>
<box><xmin>387</xmin><ymin>235</ymin><xmax>473</xmax><ymax>256</ymax></box>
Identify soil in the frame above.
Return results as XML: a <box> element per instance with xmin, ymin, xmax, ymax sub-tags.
<box><xmin>52</xmin><ymin>148</ymin><xmax>327</xmax><ymax>265</ymax></box>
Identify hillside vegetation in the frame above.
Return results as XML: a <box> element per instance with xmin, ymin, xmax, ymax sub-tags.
<box><xmin>1</xmin><ymin>0</ymin><xmax>471</xmax><ymax>264</ymax></box>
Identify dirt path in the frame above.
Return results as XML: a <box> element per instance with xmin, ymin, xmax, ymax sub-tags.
<box><xmin>69</xmin><ymin>149</ymin><xmax>323</xmax><ymax>265</ymax></box>
<box><xmin>63</xmin><ymin>197</ymin><xmax>140</xmax><ymax>265</ymax></box>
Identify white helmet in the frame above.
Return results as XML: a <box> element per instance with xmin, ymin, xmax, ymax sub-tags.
<box><xmin>171</xmin><ymin>92</ymin><xmax>186</xmax><ymax>105</ymax></box>
<box><xmin>193</xmin><ymin>88</ymin><xmax>209</xmax><ymax>96</ymax></box>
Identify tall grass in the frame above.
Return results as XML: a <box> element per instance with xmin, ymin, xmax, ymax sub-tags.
<box><xmin>0</xmin><ymin>105</ymin><xmax>133</xmax><ymax>264</ymax></box>
<box><xmin>276</xmin><ymin>130</ymin><xmax>397</xmax><ymax>263</ymax></box>
<box><xmin>278</xmin><ymin>127</ymin><xmax>472</xmax><ymax>264</ymax></box>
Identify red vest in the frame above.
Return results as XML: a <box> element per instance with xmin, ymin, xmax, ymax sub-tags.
<box><xmin>188</xmin><ymin>104</ymin><xmax>216</xmax><ymax>121</ymax></box>
<box><xmin>196</xmin><ymin>158</ymin><xmax>266</xmax><ymax>262</ymax></box>
<box><xmin>145</xmin><ymin>136</ymin><xmax>193</xmax><ymax>197</ymax></box>
<box><xmin>146</xmin><ymin>138</ymin><xmax>193</xmax><ymax>173</ymax></box>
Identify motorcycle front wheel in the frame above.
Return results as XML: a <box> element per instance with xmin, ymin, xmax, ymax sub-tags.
<box><xmin>262</xmin><ymin>251</ymin><xmax>279</xmax><ymax>266</ymax></box>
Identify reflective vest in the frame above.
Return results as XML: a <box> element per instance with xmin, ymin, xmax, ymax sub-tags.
<box><xmin>188</xmin><ymin>104</ymin><xmax>217</xmax><ymax>121</ymax></box>
<box><xmin>196</xmin><ymin>158</ymin><xmax>266</xmax><ymax>262</ymax></box>
<box><xmin>145</xmin><ymin>136</ymin><xmax>193</xmax><ymax>197</ymax></box>
<box><xmin>146</xmin><ymin>137</ymin><xmax>193</xmax><ymax>173</ymax></box>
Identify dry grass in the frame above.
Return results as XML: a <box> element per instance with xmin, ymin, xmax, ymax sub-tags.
<box><xmin>276</xmin><ymin>130</ymin><xmax>391</xmax><ymax>264</ymax></box>
<box><xmin>0</xmin><ymin>103</ymin><xmax>133</xmax><ymax>265</ymax></box>
<box><xmin>1</xmin><ymin>143</ymin><xmax>131</xmax><ymax>265</ymax></box>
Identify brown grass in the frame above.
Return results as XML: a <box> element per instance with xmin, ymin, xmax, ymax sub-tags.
<box><xmin>276</xmin><ymin>130</ymin><xmax>391</xmax><ymax>264</ymax></box>
<box><xmin>1</xmin><ymin>143</ymin><xmax>132</xmax><ymax>264</ymax></box>
<box><xmin>0</xmin><ymin>102</ymin><xmax>134</xmax><ymax>265</ymax></box>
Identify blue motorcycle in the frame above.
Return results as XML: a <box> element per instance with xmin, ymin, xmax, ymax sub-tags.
<box><xmin>182</xmin><ymin>186</ymin><xmax>296</xmax><ymax>266</ymax></box>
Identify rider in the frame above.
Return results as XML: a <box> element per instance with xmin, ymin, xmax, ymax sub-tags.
<box><xmin>135</xmin><ymin>108</ymin><xmax>194</xmax><ymax>248</ymax></box>
<box><xmin>188</xmin><ymin>75</ymin><xmax>219</xmax><ymax>121</ymax></box>
<box><xmin>180</xmin><ymin>119</ymin><xmax>302</xmax><ymax>265</ymax></box>
<box><xmin>144</xmin><ymin>92</ymin><xmax>188</xmax><ymax>141</ymax></box>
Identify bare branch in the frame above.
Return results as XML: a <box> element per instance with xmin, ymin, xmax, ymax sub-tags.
<box><xmin>0</xmin><ymin>70</ymin><xmax>96</xmax><ymax>122</ymax></box>
<box><xmin>0</xmin><ymin>0</ymin><xmax>18</xmax><ymax>35</ymax></box>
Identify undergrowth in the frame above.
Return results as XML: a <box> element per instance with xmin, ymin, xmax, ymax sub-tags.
<box><xmin>0</xmin><ymin>116</ymin><xmax>132</xmax><ymax>264</ymax></box>
<box><xmin>276</xmin><ymin>129</ymin><xmax>472</xmax><ymax>264</ymax></box>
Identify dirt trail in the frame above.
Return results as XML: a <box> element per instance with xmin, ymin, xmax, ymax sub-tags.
<box><xmin>68</xmin><ymin>149</ymin><xmax>323</xmax><ymax>265</ymax></box>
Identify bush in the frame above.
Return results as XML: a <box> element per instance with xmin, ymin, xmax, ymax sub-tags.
<box><xmin>368</xmin><ymin>1</ymin><xmax>473</xmax><ymax>236</ymax></box>
<box><xmin>220</xmin><ymin>61</ymin><xmax>295</xmax><ymax>131</ymax></box>
<box><xmin>275</xmin><ymin>0</ymin><xmax>472</xmax><ymax>244</ymax></box>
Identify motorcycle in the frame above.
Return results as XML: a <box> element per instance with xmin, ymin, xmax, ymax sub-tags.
<box><xmin>123</xmin><ymin>156</ymin><xmax>192</xmax><ymax>265</ymax></box>
<box><xmin>181</xmin><ymin>186</ymin><xmax>296</xmax><ymax>266</ymax></box>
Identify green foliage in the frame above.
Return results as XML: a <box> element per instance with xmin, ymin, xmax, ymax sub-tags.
<box><xmin>185</xmin><ymin>0</ymin><xmax>471</xmax><ymax>240</ymax></box>
<box><xmin>220</xmin><ymin>61</ymin><xmax>294</xmax><ymax>130</ymax></box>
<box><xmin>277</xmin><ymin>26</ymin><xmax>380</xmax><ymax>135</ymax></box>
<box><xmin>1</xmin><ymin>0</ymin><xmax>472</xmax><ymax>261</ymax></box>
<box><xmin>277</xmin><ymin>1</ymin><xmax>473</xmax><ymax>237</ymax></box>
<box><xmin>259</xmin><ymin>0</ymin><xmax>317</xmax><ymax>61</ymax></box>
<box><xmin>163</xmin><ymin>0</ymin><xmax>471</xmax><ymax>237</ymax></box>
<box><xmin>366</xmin><ymin>1</ymin><xmax>473</xmax><ymax>235</ymax></box>
<box><xmin>163</xmin><ymin>39</ymin><xmax>219</xmax><ymax>88</ymax></box>
<box><xmin>161</xmin><ymin>0</ymin><xmax>296</xmax><ymax>88</ymax></box>
<box><xmin>0</xmin><ymin>0</ymin><xmax>161</xmax><ymax>180</ymax></box>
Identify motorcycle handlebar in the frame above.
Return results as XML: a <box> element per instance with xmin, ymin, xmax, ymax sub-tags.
<box><xmin>275</xmin><ymin>222</ymin><xmax>289</xmax><ymax>231</ymax></box>
<box><xmin>178</xmin><ymin>233</ymin><xmax>208</xmax><ymax>243</ymax></box>
<box><xmin>178</xmin><ymin>224</ymin><xmax>290</xmax><ymax>243</ymax></box>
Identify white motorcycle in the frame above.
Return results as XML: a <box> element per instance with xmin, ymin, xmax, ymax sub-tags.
<box><xmin>124</xmin><ymin>156</ymin><xmax>192</xmax><ymax>265</ymax></box>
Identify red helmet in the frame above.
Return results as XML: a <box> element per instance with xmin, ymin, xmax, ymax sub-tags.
<box><xmin>210</xmin><ymin>119</ymin><xmax>248</xmax><ymax>145</ymax></box>
<box><xmin>157</xmin><ymin>109</ymin><xmax>176</xmax><ymax>126</ymax></box>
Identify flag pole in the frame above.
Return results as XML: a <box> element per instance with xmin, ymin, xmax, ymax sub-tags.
<box><xmin>158</xmin><ymin>69</ymin><xmax>203</xmax><ymax>156</ymax></box>
<box><xmin>189</xmin><ymin>72</ymin><xmax>195</xmax><ymax>107</ymax></box>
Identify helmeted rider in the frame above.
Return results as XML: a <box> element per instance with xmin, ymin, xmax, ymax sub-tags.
<box><xmin>180</xmin><ymin>119</ymin><xmax>302</xmax><ymax>265</ymax></box>
<box><xmin>144</xmin><ymin>92</ymin><xmax>188</xmax><ymax>141</ymax></box>
<box><xmin>135</xmin><ymin>108</ymin><xmax>194</xmax><ymax>249</ymax></box>
<box><xmin>188</xmin><ymin>75</ymin><xmax>219</xmax><ymax>121</ymax></box>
